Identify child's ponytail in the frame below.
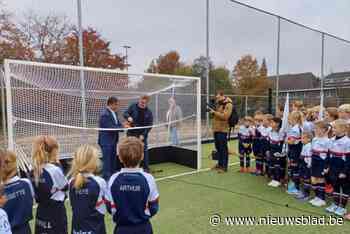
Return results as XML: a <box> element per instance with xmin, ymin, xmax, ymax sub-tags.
<box><xmin>32</xmin><ymin>136</ymin><xmax>59</xmax><ymax>184</ymax></box>
<box><xmin>69</xmin><ymin>145</ymin><xmax>99</xmax><ymax>190</ymax></box>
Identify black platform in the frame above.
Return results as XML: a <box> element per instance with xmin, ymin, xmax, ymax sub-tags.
<box><xmin>148</xmin><ymin>146</ymin><xmax>197</xmax><ymax>169</ymax></box>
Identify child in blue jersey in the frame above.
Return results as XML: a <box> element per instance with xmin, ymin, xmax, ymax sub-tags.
<box><xmin>1</xmin><ymin>150</ymin><xmax>34</xmax><ymax>234</ymax></box>
<box><xmin>31</xmin><ymin>136</ymin><xmax>68</xmax><ymax>234</ymax></box>
<box><xmin>325</xmin><ymin>119</ymin><xmax>350</xmax><ymax>216</ymax></box>
<box><xmin>107</xmin><ymin>137</ymin><xmax>159</xmax><ymax>234</ymax></box>
<box><xmin>295</xmin><ymin>131</ymin><xmax>313</xmax><ymax>201</ymax></box>
<box><xmin>238</xmin><ymin>117</ymin><xmax>254</xmax><ymax>173</ymax></box>
<box><xmin>286</xmin><ymin>111</ymin><xmax>303</xmax><ymax>195</ymax></box>
<box><xmin>252</xmin><ymin>113</ymin><xmax>264</xmax><ymax>175</ymax></box>
<box><xmin>309</xmin><ymin>120</ymin><xmax>331</xmax><ymax>207</ymax></box>
<box><xmin>267</xmin><ymin>117</ymin><xmax>285</xmax><ymax>187</ymax></box>
<box><xmin>69</xmin><ymin>145</ymin><xmax>107</xmax><ymax>234</ymax></box>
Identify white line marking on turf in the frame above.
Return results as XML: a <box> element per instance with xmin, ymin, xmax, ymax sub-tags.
<box><xmin>155</xmin><ymin>160</ymin><xmax>255</xmax><ymax>182</ymax></box>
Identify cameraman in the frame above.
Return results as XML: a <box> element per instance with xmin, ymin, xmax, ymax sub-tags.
<box><xmin>210</xmin><ymin>90</ymin><xmax>233</xmax><ymax>173</ymax></box>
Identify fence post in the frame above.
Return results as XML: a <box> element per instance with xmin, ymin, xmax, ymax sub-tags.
<box><xmin>155</xmin><ymin>94</ymin><xmax>160</xmax><ymax>146</ymax></box>
<box><xmin>245</xmin><ymin>96</ymin><xmax>248</xmax><ymax>116</ymax></box>
<box><xmin>268</xmin><ymin>88</ymin><xmax>272</xmax><ymax>114</ymax></box>
<box><xmin>0</xmin><ymin>70</ymin><xmax>7</xmax><ymax>147</ymax></box>
<box><xmin>319</xmin><ymin>33</ymin><xmax>325</xmax><ymax>120</ymax></box>
<box><xmin>275</xmin><ymin>16</ymin><xmax>281</xmax><ymax>114</ymax></box>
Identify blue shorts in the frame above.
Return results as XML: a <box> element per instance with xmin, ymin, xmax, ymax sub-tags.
<box><xmin>115</xmin><ymin>221</ymin><xmax>153</xmax><ymax>234</ymax></box>
<box><xmin>299</xmin><ymin>161</ymin><xmax>311</xmax><ymax>180</ymax></box>
<box><xmin>288</xmin><ymin>143</ymin><xmax>302</xmax><ymax>161</ymax></box>
<box><xmin>311</xmin><ymin>156</ymin><xmax>326</xmax><ymax>178</ymax></box>
<box><xmin>239</xmin><ymin>142</ymin><xmax>252</xmax><ymax>155</ymax></box>
<box><xmin>35</xmin><ymin>201</ymin><xmax>67</xmax><ymax>234</ymax></box>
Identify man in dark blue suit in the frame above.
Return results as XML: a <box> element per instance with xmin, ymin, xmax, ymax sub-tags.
<box><xmin>123</xmin><ymin>95</ymin><xmax>153</xmax><ymax>172</ymax></box>
<box><xmin>98</xmin><ymin>96</ymin><xmax>123</xmax><ymax>180</ymax></box>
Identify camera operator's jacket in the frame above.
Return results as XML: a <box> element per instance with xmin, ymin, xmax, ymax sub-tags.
<box><xmin>212</xmin><ymin>97</ymin><xmax>233</xmax><ymax>133</ymax></box>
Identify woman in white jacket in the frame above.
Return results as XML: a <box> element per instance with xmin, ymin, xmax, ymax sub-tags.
<box><xmin>166</xmin><ymin>97</ymin><xmax>183</xmax><ymax>146</ymax></box>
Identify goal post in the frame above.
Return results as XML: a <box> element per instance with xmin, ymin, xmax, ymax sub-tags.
<box><xmin>4</xmin><ymin>59</ymin><xmax>202</xmax><ymax>174</ymax></box>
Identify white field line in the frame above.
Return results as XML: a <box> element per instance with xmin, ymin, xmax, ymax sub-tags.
<box><xmin>155</xmin><ymin>159</ymin><xmax>255</xmax><ymax>182</ymax></box>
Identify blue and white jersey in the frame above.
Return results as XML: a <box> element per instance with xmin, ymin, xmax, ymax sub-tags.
<box><xmin>0</xmin><ymin>208</ymin><xmax>12</xmax><ymax>234</ymax></box>
<box><xmin>107</xmin><ymin>168</ymin><xmax>159</xmax><ymax>226</ymax></box>
<box><xmin>303</xmin><ymin>121</ymin><xmax>314</xmax><ymax>134</ymax></box>
<box><xmin>287</xmin><ymin>124</ymin><xmax>302</xmax><ymax>144</ymax></box>
<box><xmin>69</xmin><ymin>173</ymin><xmax>107</xmax><ymax>234</ymax></box>
<box><xmin>268</xmin><ymin>129</ymin><xmax>285</xmax><ymax>145</ymax></box>
<box><xmin>329</xmin><ymin>136</ymin><xmax>350</xmax><ymax>161</ymax></box>
<box><xmin>300</xmin><ymin>143</ymin><xmax>312</xmax><ymax>167</ymax></box>
<box><xmin>260</xmin><ymin>126</ymin><xmax>272</xmax><ymax>140</ymax></box>
<box><xmin>3</xmin><ymin>176</ymin><xmax>34</xmax><ymax>229</ymax></box>
<box><xmin>311</xmin><ymin>137</ymin><xmax>331</xmax><ymax>160</ymax></box>
<box><xmin>238</xmin><ymin>125</ymin><xmax>253</xmax><ymax>142</ymax></box>
<box><xmin>33</xmin><ymin>163</ymin><xmax>68</xmax><ymax>204</ymax></box>
<box><xmin>253</xmin><ymin>125</ymin><xmax>262</xmax><ymax>139</ymax></box>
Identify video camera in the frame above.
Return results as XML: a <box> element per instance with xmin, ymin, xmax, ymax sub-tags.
<box><xmin>206</xmin><ymin>99</ymin><xmax>216</xmax><ymax>112</ymax></box>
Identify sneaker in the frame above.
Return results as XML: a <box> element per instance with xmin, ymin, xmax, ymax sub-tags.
<box><xmin>334</xmin><ymin>207</ymin><xmax>347</xmax><ymax>216</ymax></box>
<box><xmin>312</xmin><ymin>198</ymin><xmax>326</xmax><ymax>207</ymax></box>
<box><xmin>325</xmin><ymin>203</ymin><xmax>338</xmax><ymax>213</ymax></box>
<box><xmin>245</xmin><ymin>167</ymin><xmax>253</xmax><ymax>173</ymax></box>
<box><xmin>271</xmin><ymin>181</ymin><xmax>281</xmax><ymax>188</ymax></box>
<box><xmin>297</xmin><ymin>194</ymin><xmax>310</xmax><ymax>202</ymax></box>
<box><xmin>217</xmin><ymin>168</ymin><xmax>227</xmax><ymax>173</ymax></box>
<box><xmin>287</xmin><ymin>184</ymin><xmax>299</xmax><ymax>194</ymax></box>
<box><xmin>309</xmin><ymin>197</ymin><xmax>319</xmax><ymax>205</ymax></box>
<box><xmin>294</xmin><ymin>191</ymin><xmax>304</xmax><ymax>199</ymax></box>
<box><xmin>287</xmin><ymin>181</ymin><xmax>296</xmax><ymax>194</ymax></box>
<box><xmin>325</xmin><ymin>184</ymin><xmax>334</xmax><ymax>194</ymax></box>
<box><xmin>211</xmin><ymin>164</ymin><xmax>220</xmax><ymax>171</ymax></box>
<box><xmin>268</xmin><ymin>180</ymin><xmax>275</xmax><ymax>187</ymax></box>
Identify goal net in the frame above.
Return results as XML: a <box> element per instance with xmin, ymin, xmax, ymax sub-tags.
<box><xmin>3</xmin><ymin>59</ymin><xmax>201</xmax><ymax>176</ymax></box>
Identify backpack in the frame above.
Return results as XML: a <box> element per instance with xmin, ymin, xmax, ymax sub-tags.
<box><xmin>223</xmin><ymin>101</ymin><xmax>238</xmax><ymax>127</ymax></box>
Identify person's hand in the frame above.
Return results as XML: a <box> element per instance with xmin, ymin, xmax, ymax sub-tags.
<box><xmin>322</xmin><ymin>168</ymin><xmax>329</xmax><ymax>175</ymax></box>
<box><xmin>139</xmin><ymin>135</ymin><xmax>144</xmax><ymax>141</ymax></box>
<box><xmin>128</xmin><ymin>117</ymin><xmax>133</xmax><ymax>123</ymax></box>
<box><xmin>339</xmin><ymin>173</ymin><xmax>347</xmax><ymax>179</ymax></box>
<box><xmin>123</xmin><ymin>122</ymin><xmax>131</xmax><ymax>128</ymax></box>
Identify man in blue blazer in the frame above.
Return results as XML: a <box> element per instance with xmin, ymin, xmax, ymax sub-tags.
<box><xmin>123</xmin><ymin>95</ymin><xmax>153</xmax><ymax>172</ymax></box>
<box><xmin>98</xmin><ymin>96</ymin><xmax>123</xmax><ymax>180</ymax></box>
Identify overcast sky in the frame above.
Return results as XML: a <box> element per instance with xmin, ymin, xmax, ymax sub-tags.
<box><xmin>3</xmin><ymin>0</ymin><xmax>350</xmax><ymax>76</ymax></box>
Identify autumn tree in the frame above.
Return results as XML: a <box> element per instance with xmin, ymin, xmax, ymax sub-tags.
<box><xmin>0</xmin><ymin>6</ymin><xmax>34</xmax><ymax>64</ymax></box>
<box><xmin>62</xmin><ymin>28</ymin><xmax>124</xmax><ymax>69</ymax></box>
<box><xmin>19</xmin><ymin>12</ymin><xmax>73</xmax><ymax>63</ymax></box>
<box><xmin>233</xmin><ymin>55</ymin><xmax>270</xmax><ymax>95</ymax></box>
<box><xmin>209</xmin><ymin>67</ymin><xmax>233</xmax><ymax>94</ymax></box>
<box><xmin>147</xmin><ymin>51</ymin><xmax>182</xmax><ymax>74</ymax></box>
<box><xmin>260</xmin><ymin>58</ymin><xmax>268</xmax><ymax>79</ymax></box>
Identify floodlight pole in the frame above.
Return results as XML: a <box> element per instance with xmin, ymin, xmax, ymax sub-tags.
<box><xmin>0</xmin><ymin>70</ymin><xmax>7</xmax><ymax>148</ymax></box>
<box><xmin>206</xmin><ymin>0</ymin><xmax>210</xmax><ymax>136</ymax></box>
<box><xmin>77</xmin><ymin>0</ymin><xmax>87</xmax><ymax>128</ymax></box>
<box><xmin>320</xmin><ymin>33</ymin><xmax>325</xmax><ymax>119</ymax></box>
<box><xmin>275</xmin><ymin>16</ymin><xmax>281</xmax><ymax>114</ymax></box>
<box><xmin>123</xmin><ymin>45</ymin><xmax>131</xmax><ymax>71</ymax></box>
<box><xmin>4</xmin><ymin>61</ymin><xmax>14</xmax><ymax>151</ymax></box>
